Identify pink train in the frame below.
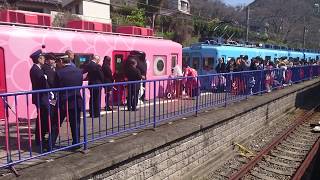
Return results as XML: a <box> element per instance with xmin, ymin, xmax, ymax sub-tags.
<box><xmin>0</xmin><ymin>10</ymin><xmax>182</xmax><ymax>122</ymax></box>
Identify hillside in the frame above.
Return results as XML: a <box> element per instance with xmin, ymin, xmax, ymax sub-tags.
<box><xmin>249</xmin><ymin>0</ymin><xmax>320</xmax><ymax>49</ymax></box>
<box><xmin>110</xmin><ymin>0</ymin><xmax>320</xmax><ymax>49</ymax></box>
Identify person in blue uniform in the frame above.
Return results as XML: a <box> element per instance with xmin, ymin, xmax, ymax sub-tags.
<box><xmin>29</xmin><ymin>49</ymin><xmax>49</xmax><ymax>147</ymax></box>
<box><xmin>84</xmin><ymin>55</ymin><xmax>104</xmax><ymax>117</ymax></box>
<box><xmin>42</xmin><ymin>53</ymin><xmax>59</xmax><ymax>150</ymax></box>
<box><xmin>124</xmin><ymin>56</ymin><xmax>144</xmax><ymax>111</ymax></box>
<box><xmin>55</xmin><ymin>57</ymin><xmax>83</xmax><ymax>149</ymax></box>
<box><xmin>43</xmin><ymin>53</ymin><xmax>57</xmax><ymax>88</ymax></box>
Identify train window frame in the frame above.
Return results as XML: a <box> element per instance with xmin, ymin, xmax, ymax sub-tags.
<box><xmin>202</xmin><ymin>57</ymin><xmax>215</xmax><ymax>71</ymax></box>
<box><xmin>171</xmin><ymin>54</ymin><xmax>178</xmax><ymax>69</ymax></box>
<box><xmin>76</xmin><ymin>53</ymin><xmax>94</xmax><ymax>66</ymax></box>
<box><xmin>153</xmin><ymin>55</ymin><xmax>167</xmax><ymax>76</ymax></box>
<box><xmin>48</xmin><ymin>52</ymin><xmax>94</xmax><ymax>68</ymax></box>
<box><xmin>114</xmin><ymin>54</ymin><xmax>124</xmax><ymax>73</ymax></box>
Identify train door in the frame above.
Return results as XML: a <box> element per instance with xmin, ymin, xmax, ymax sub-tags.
<box><xmin>113</xmin><ymin>51</ymin><xmax>130</xmax><ymax>73</ymax></box>
<box><xmin>0</xmin><ymin>48</ymin><xmax>6</xmax><ymax>120</ymax></box>
<box><xmin>112</xmin><ymin>51</ymin><xmax>131</xmax><ymax>105</ymax></box>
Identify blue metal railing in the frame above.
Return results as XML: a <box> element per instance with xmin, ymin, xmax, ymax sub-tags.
<box><xmin>0</xmin><ymin>65</ymin><xmax>319</xmax><ymax>168</ymax></box>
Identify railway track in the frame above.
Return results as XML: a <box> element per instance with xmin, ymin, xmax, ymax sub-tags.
<box><xmin>228</xmin><ymin>106</ymin><xmax>320</xmax><ymax>180</ymax></box>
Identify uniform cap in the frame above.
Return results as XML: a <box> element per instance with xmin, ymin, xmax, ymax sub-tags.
<box><xmin>30</xmin><ymin>49</ymin><xmax>43</xmax><ymax>61</ymax></box>
<box><xmin>45</xmin><ymin>53</ymin><xmax>57</xmax><ymax>61</ymax></box>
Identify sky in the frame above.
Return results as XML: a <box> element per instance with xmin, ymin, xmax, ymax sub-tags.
<box><xmin>222</xmin><ymin>0</ymin><xmax>255</xmax><ymax>6</ymax></box>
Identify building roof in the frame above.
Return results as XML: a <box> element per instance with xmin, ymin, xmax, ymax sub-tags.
<box><xmin>0</xmin><ymin>0</ymin><xmax>62</xmax><ymax>5</ymax></box>
<box><xmin>24</xmin><ymin>0</ymin><xmax>62</xmax><ymax>4</ymax></box>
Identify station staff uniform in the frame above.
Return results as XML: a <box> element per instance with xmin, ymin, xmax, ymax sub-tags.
<box><xmin>55</xmin><ymin>60</ymin><xmax>83</xmax><ymax>147</ymax></box>
<box><xmin>29</xmin><ymin>49</ymin><xmax>49</xmax><ymax>146</ymax></box>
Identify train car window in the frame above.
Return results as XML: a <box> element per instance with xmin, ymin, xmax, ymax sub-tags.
<box><xmin>115</xmin><ymin>54</ymin><xmax>124</xmax><ymax>73</ymax></box>
<box><xmin>49</xmin><ymin>53</ymin><xmax>93</xmax><ymax>68</ymax></box>
<box><xmin>171</xmin><ymin>54</ymin><xmax>178</xmax><ymax>68</ymax></box>
<box><xmin>192</xmin><ymin>57</ymin><xmax>200</xmax><ymax>70</ymax></box>
<box><xmin>203</xmin><ymin>57</ymin><xmax>214</xmax><ymax>70</ymax></box>
<box><xmin>265</xmin><ymin>56</ymin><xmax>271</xmax><ymax>61</ymax></box>
<box><xmin>153</xmin><ymin>55</ymin><xmax>167</xmax><ymax>76</ymax></box>
<box><xmin>76</xmin><ymin>53</ymin><xmax>93</xmax><ymax>68</ymax></box>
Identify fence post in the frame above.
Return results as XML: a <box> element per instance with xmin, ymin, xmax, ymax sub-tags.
<box><xmin>224</xmin><ymin>74</ymin><xmax>228</xmax><ymax>107</ymax></box>
<box><xmin>195</xmin><ymin>76</ymin><xmax>199</xmax><ymax>117</ymax></box>
<box><xmin>245</xmin><ymin>72</ymin><xmax>248</xmax><ymax>100</ymax></box>
<box><xmin>82</xmin><ymin>88</ymin><xmax>87</xmax><ymax>150</ymax></box>
<box><xmin>259</xmin><ymin>70</ymin><xmax>263</xmax><ymax>95</ymax></box>
<box><xmin>153</xmin><ymin>81</ymin><xmax>156</xmax><ymax>129</ymax></box>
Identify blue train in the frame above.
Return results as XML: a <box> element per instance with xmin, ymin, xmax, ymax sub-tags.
<box><xmin>183</xmin><ymin>41</ymin><xmax>320</xmax><ymax>75</ymax></box>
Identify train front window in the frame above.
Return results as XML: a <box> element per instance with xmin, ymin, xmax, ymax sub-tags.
<box><xmin>203</xmin><ymin>57</ymin><xmax>214</xmax><ymax>71</ymax></box>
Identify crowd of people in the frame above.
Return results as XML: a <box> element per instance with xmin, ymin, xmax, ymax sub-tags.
<box><xmin>215</xmin><ymin>55</ymin><xmax>320</xmax><ymax>73</ymax></box>
<box><xmin>29</xmin><ymin>49</ymin><xmax>147</xmax><ymax>151</ymax></box>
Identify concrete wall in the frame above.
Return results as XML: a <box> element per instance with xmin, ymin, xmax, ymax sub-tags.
<box><xmin>82</xmin><ymin>0</ymin><xmax>111</xmax><ymax>23</ymax></box>
<box><xmin>63</xmin><ymin>0</ymin><xmax>111</xmax><ymax>23</ymax></box>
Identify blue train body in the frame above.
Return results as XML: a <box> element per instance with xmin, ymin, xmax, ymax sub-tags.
<box><xmin>183</xmin><ymin>43</ymin><xmax>320</xmax><ymax>75</ymax></box>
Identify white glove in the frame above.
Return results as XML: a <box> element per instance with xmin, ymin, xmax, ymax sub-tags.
<box><xmin>50</xmin><ymin>92</ymin><xmax>55</xmax><ymax>100</ymax></box>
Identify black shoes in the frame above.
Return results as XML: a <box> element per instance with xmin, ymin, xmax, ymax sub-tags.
<box><xmin>106</xmin><ymin>107</ymin><xmax>113</xmax><ymax>111</ymax></box>
<box><xmin>89</xmin><ymin>114</ymin><xmax>100</xmax><ymax>118</ymax></box>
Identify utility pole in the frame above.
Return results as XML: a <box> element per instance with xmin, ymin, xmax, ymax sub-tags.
<box><xmin>303</xmin><ymin>16</ymin><xmax>306</xmax><ymax>50</ymax></box>
<box><xmin>303</xmin><ymin>26</ymin><xmax>306</xmax><ymax>50</ymax></box>
<box><xmin>246</xmin><ymin>6</ymin><xmax>250</xmax><ymax>42</ymax></box>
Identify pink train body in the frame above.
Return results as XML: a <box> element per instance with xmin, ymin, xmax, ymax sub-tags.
<box><xmin>0</xmin><ymin>24</ymin><xmax>182</xmax><ymax>122</ymax></box>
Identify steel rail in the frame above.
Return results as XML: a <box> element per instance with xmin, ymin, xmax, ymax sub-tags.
<box><xmin>292</xmin><ymin>134</ymin><xmax>320</xmax><ymax>180</ymax></box>
<box><xmin>229</xmin><ymin>105</ymin><xmax>319</xmax><ymax>180</ymax></box>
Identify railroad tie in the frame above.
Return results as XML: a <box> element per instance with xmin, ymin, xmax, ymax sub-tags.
<box><xmin>257</xmin><ymin>164</ymin><xmax>292</xmax><ymax>176</ymax></box>
<box><xmin>250</xmin><ymin>170</ymin><xmax>280</xmax><ymax>180</ymax></box>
